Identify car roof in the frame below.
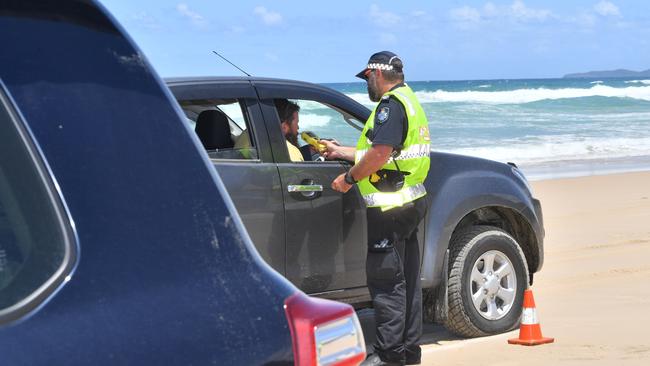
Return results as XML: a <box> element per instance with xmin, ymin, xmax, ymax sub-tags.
<box><xmin>165</xmin><ymin>76</ymin><xmax>322</xmax><ymax>89</ymax></box>
<box><xmin>165</xmin><ymin>76</ymin><xmax>371</xmax><ymax>121</ymax></box>
<box><xmin>164</xmin><ymin>76</ymin><xmax>352</xmax><ymax>98</ymax></box>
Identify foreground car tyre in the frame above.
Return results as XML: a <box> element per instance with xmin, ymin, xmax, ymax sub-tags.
<box><xmin>443</xmin><ymin>226</ymin><xmax>529</xmax><ymax>337</ymax></box>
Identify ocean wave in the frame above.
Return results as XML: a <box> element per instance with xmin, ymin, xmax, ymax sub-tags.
<box><xmin>345</xmin><ymin>85</ymin><xmax>650</xmax><ymax>105</ymax></box>
<box><xmin>439</xmin><ymin>135</ymin><xmax>650</xmax><ymax>165</ymax></box>
<box><xmin>590</xmin><ymin>80</ymin><xmax>603</xmax><ymax>84</ymax></box>
<box><xmin>343</xmin><ymin>93</ymin><xmax>375</xmax><ymax>106</ymax></box>
<box><xmin>299</xmin><ymin>113</ymin><xmax>331</xmax><ymax>128</ymax></box>
<box><xmin>624</xmin><ymin>80</ymin><xmax>650</xmax><ymax>85</ymax></box>
<box><xmin>419</xmin><ymin>85</ymin><xmax>650</xmax><ymax>104</ymax></box>
<box><xmin>477</xmin><ymin>84</ymin><xmax>491</xmax><ymax>88</ymax></box>
<box><xmin>296</xmin><ymin>100</ymin><xmax>330</xmax><ymax>111</ymax></box>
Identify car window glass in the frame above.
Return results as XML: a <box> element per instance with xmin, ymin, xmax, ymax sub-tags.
<box><xmin>0</xmin><ymin>90</ymin><xmax>74</xmax><ymax>323</ymax></box>
<box><xmin>179</xmin><ymin>99</ymin><xmax>257</xmax><ymax>160</ymax></box>
<box><xmin>295</xmin><ymin>100</ymin><xmax>361</xmax><ymax>147</ymax></box>
<box><xmin>284</xmin><ymin>99</ymin><xmax>362</xmax><ymax>162</ymax></box>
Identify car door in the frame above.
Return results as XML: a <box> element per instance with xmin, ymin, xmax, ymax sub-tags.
<box><xmin>254</xmin><ymin>82</ymin><xmax>370</xmax><ymax>295</ymax></box>
<box><xmin>168</xmin><ymin>81</ymin><xmax>286</xmax><ymax>274</ymax></box>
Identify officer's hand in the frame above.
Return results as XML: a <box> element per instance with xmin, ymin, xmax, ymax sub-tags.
<box><xmin>321</xmin><ymin>140</ymin><xmax>342</xmax><ymax>160</ymax></box>
<box><xmin>331</xmin><ymin>173</ymin><xmax>353</xmax><ymax>193</ymax></box>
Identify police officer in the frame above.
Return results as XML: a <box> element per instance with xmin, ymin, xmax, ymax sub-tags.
<box><xmin>324</xmin><ymin>51</ymin><xmax>431</xmax><ymax>366</ymax></box>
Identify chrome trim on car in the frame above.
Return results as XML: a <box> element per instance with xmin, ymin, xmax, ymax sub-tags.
<box><xmin>287</xmin><ymin>184</ymin><xmax>323</xmax><ymax>193</ymax></box>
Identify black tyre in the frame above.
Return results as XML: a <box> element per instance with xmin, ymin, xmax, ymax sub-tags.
<box><xmin>443</xmin><ymin>225</ymin><xmax>529</xmax><ymax>337</ymax></box>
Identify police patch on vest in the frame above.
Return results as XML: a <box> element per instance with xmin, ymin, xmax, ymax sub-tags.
<box><xmin>376</xmin><ymin>107</ymin><xmax>390</xmax><ymax>124</ymax></box>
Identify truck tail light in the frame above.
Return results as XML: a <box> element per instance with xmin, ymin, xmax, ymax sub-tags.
<box><xmin>284</xmin><ymin>292</ymin><xmax>366</xmax><ymax>366</ymax></box>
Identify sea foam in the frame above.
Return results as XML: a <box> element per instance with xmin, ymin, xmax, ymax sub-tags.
<box><xmin>440</xmin><ymin>135</ymin><xmax>650</xmax><ymax>165</ymax></box>
<box><xmin>624</xmin><ymin>80</ymin><xmax>650</xmax><ymax>85</ymax></box>
<box><xmin>299</xmin><ymin>113</ymin><xmax>331</xmax><ymax>128</ymax></box>
<box><xmin>346</xmin><ymin>85</ymin><xmax>650</xmax><ymax>105</ymax></box>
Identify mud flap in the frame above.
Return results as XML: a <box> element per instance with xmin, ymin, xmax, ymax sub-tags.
<box><xmin>434</xmin><ymin>249</ymin><xmax>450</xmax><ymax>323</ymax></box>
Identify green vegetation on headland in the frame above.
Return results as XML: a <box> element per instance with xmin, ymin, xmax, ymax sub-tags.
<box><xmin>563</xmin><ymin>69</ymin><xmax>650</xmax><ymax>79</ymax></box>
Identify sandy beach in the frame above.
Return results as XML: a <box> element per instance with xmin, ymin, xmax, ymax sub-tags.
<box><xmin>419</xmin><ymin>170</ymin><xmax>650</xmax><ymax>365</ymax></box>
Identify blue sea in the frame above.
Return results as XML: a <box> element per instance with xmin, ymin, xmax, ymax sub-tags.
<box><xmin>311</xmin><ymin>78</ymin><xmax>650</xmax><ymax>180</ymax></box>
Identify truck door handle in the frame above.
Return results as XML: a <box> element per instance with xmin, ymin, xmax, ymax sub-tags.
<box><xmin>288</xmin><ymin>179</ymin><xmax>323</xmax><ymax>198</ymax></box>
<box><xmin>287</xmin><ymin>184</ymin><xmax>323</xmax><ymax>193</ymax></box>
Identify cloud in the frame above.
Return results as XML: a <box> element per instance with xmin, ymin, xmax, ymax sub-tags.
<box><xmin>594</xmin><ymin>1</ymin><xmax>621</xmax><ymax>17</ymax></box>
<box><xmin>450</xmin><ymin>6</ymin><xmax>481</xmax><ymax>23</ymax></box>
<box><xmin>379</xmin><ymin>32</ymin><xmax>398</xmax><ymax>44</ymax></box>
<box><xmin>229</xmin><ymin>26</ymin><xmax>245</xmax><ymax>33</ymax></box>
<box><xmin>449</xmin><ymin>1</ymin><xmax>552</xmax><ymax>28</ymax></box>
<box><xmin>449</xmin><ymin>6</ymin><xmax>481</xmax><ymax>29</ymax></box>
<box><xmin>572</xmin><ymin>12</ymin><xmax>597</xmax><ymax>28</ymax></box>
<box><xmin>131</xmin><ymin>12</ymin><xmax>160</xmax><ymax>30</ymax></box>
<box><xmin>483</xmin><ymin>2</ymin><xmax>499</xmax><ymax>17</ymax></box>
<box><xmin>254</xmin><ymin>6</ymin><xmax>283</xmax><ymax>26</ymax></box>
<box><xmin>176</xmin><ymin>3</ymin><xmax>207</xmax><ymax>27</ymax></box>
<box><xmin>509</xmin><ymin>0</ymin><xmax>551</xmax><ymax>21</ymax></box>
<box><xmin>370</xmin><ymin>4</ymin><xmax>401</xmax><ymax>27</ymax></box>
<box><xmin>564</xmin><ymin>1</ymin><xmax>621</xmax><ymax>29</ymax></box>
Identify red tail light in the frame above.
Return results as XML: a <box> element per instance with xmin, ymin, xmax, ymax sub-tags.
<box><xmin>284</xmin><ymin>292</ymin><xmax>366</xmax><ymax>366</ymax></box>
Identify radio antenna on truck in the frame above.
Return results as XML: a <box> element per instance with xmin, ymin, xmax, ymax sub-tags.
<box><xmin>212</xmin><ymin>50</ymin><xmax>251</xmax><ymax>77</ymax></box>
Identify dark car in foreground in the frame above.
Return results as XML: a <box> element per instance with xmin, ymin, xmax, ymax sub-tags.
<box><xmin>167</xmin><ymin>77</ymin><xmax>545</xmax><ymax>337</ymax></box>
<box><xmin>0</xmin><ymin>1</ymin><xmax>365</xmax><ymax>365</ymax></box>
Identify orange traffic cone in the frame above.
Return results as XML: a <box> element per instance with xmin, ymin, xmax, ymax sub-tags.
<box><xmin>508</xmin><ymin>289</ymin><xmax>554</xmax><ymax>346</ymax></box>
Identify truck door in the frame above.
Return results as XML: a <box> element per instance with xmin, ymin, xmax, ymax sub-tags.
<box><xmin>258</xmin><ymin>97</ymin><xmax>368</xmax><ymax>294</ymax></box>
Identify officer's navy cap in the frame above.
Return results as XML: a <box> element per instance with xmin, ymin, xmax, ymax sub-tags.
<box><xmin>355</xmin><ymin>51</ymin><xmax>403</xmax><ymax>80</ymax></box>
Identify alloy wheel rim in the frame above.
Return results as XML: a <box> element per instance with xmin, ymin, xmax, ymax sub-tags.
<box><xmin>469</xmin><ymin>250</ymin><xmax>517</xmax><ymax>320</ymax></box>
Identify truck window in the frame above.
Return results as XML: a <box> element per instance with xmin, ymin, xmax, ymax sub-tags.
<box><xmin>0</xmin><ymin>86</ymin><xmax>76</xmax><ymax>324</ymax></box>
<box><xmin>179</xmin><ymin>98</ymin><xmax>257</xmax><ymax>160</ymax></box>
<box><xmin>275</xmin><ymin>98</ymin><xmax>363</xmax><ymax>162</ymax></box>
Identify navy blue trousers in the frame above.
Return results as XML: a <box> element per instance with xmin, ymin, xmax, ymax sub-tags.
<box><xmin>366</xmin><ymin>197</ymin><xmax>427</xmax><ymax>364</ymax></box>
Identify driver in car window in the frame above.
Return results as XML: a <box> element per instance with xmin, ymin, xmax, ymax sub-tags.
<box><xmin>274</xmin><ymin>99</ymin><xmax>304</xmax><ymax>162</ymax></box>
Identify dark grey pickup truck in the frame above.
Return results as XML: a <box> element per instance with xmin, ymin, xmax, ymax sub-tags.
<box><xmin>167</xmin><ymin>77</ymin><xmax>545</xmax><ymax>337</ymax></box>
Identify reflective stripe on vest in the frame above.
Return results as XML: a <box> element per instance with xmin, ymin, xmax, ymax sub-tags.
<box><xmin>362</xmin><ymin>183</ymin><xmax>427</xmax><ymax>208</ymax></box>
<box><xmin>355</xmin><ymin>143</ymin><xmax>430</xmax><ymax>162</ymax></box>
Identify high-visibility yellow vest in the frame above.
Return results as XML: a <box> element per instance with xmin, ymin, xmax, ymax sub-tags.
<box><xmin>355</xmin><ymin>84</ymin><xmax>431</xmax><ymax>210</ymax></box>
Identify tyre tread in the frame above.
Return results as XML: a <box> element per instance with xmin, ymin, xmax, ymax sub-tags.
<box><xmin>442</xmin><ymin>225</ymin><xmax>527</xmax><ymax>337</ymax></box>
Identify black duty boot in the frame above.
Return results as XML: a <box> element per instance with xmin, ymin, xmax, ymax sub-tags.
<box><xmin>405</xmin><ymin>347</ymin><xmax>421</xmax><ymax>365</ymax></box>
<box><xmin>360</xmin><ymin>353</ymin><xmax>403</xmax><ymax>366</ymax></box>
<box><xmin>405</xmin><ymin>357</ymin><xmax>421</xmax><ymax>365</ymax></box>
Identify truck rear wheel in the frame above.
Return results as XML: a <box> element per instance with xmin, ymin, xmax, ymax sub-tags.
<box><xmin>443</xmin><ymin>225</ymin><xmax>529</xmax><ymax>337</ymax></box>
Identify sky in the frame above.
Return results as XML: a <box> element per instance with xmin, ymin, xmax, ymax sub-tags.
<box><xmin>99</xmin><ymin>0</ymin><xmax>650</xmax><ymax>83</ymax></box>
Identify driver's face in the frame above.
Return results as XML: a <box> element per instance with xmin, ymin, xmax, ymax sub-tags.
<box><xmin>283</xmin><ymin>111</ymin><xmax>300</xmax><ymax>146</ymax></box>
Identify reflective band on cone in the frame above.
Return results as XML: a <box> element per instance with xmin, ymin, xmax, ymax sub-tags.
<box><xmin>508</xmin><ymin>289</ymin><xmax>555</xmax><ymax>346</ymax></box>
<box><xmin>521</xmin><ymin>308</ymin><xmax>538</xmax><ymax>325</ymax></box>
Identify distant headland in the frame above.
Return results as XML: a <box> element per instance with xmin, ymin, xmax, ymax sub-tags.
<box><xmin>563</xmin><ymin>69</ymin><xmax>650</xmax><ymax>79</ymax></box>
